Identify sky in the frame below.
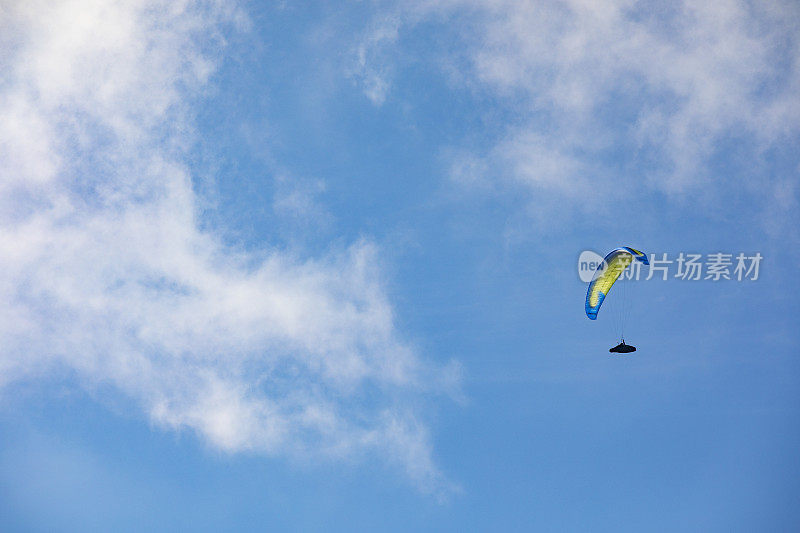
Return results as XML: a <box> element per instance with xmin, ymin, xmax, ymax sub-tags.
<box><xmin>0</xmin><ymin>0</ymin><xmax>799</xmax><ymax>531</ymax></box>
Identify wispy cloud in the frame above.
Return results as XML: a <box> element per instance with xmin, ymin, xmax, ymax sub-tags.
<box><xmin>350</xmin><ymin>16</ymin><xmax>402</xmax><ymax>106</ymax></box>
<box><xmin>358</xmin><ymin>0</ymin><xmax>800</xmax><ymax>216</ymax></box>
<box><xmin>0</xmin><ymin>0</ymin><xmax>455</xmax><ymax>495</ymax></box>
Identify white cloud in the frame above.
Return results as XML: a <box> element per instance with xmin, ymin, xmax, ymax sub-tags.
<box><xmin>359</xmin><ymin>0</ymin><xmax>800</xmax><ymax>213</ymax></box>
<box><xmin>0</xmin><ymin>0</ymin><xmax>455</xmax><ymax>495</ymax></box>
<box><xmin>351</xmin><ymin>17</ymin><xmax>402</xmax><ymax>106</ymax></box>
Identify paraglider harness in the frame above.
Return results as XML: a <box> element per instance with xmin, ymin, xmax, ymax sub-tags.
<box><xmin>609</xmin><ymin>339</ymin><xmax>636</xmax><ymax>354</ymax></box>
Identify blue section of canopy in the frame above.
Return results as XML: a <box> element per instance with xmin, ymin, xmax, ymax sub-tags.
<box><xmin>586</xmin><ymin>291</ymin><xmax>605</xmax><ymax>320</ymax></box>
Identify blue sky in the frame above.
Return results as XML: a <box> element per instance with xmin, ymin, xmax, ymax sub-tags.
<box><xmin>1</xmin><ymin>0</ymin><xmax>799</xmax><ymax>531</ymax></box>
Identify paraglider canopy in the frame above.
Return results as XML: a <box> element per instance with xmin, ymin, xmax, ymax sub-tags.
<box><xmin>585</xmin><ymin>247</ymin><xmax>649</xmax><ymax>320</ymax></box>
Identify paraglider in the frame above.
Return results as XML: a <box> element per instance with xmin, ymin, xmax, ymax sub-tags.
<box><xmin>585</xmin><ymin>247</ymin><xmax>649</xmax><ymax>354</ymax></box>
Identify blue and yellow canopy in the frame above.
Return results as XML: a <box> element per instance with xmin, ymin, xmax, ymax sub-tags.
<box><xmin>585</xmin><ymin>247</ymin><xmax>649</xmax><ymax>320</ymax></box>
